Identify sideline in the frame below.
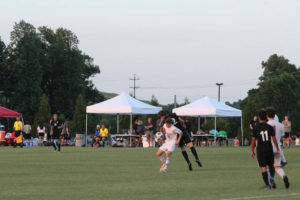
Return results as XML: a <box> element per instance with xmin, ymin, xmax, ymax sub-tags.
<box><xmin>221</xmin><ymin>192</ymin><xmax>300</xmax><ymax>200</ymax></box>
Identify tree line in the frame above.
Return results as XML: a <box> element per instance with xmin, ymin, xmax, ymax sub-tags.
<box><xmin>0</xmin><ymin>20</ymin><xmax>104</xmax><ymax>134</ymax></box>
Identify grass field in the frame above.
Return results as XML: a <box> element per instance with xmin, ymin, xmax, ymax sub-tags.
<box><xmin>0</xmin><ymin>146</ymin><xmax>299</xmax><ymax>200</ymax></box>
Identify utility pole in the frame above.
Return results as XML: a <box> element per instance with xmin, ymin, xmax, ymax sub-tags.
<box><xmin>216</xmin><ymin>83</ymin><xmax>223</xmax><ymax>102</ymax></box>
<box><xmin>130</xmin><ymin>74</ymin><xmax>140</xmax><ymax>98</ymax></box>
<box><xmin>174</xmin><ymin>95</ymin><xmax>177</xmax><ymax>108</ymax></box>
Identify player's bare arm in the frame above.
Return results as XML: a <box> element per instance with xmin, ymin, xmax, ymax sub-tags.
<box><xmin>272</xmin><ymin>136</ymin><xmax>281</xmax><ymax>157</ymax></box>
<box><xmin>251</xmin><ymin>137</ymin><xmax>256</xmax><ymax>158</ymax></box>
<box><xmin>176</xmin><ymin>132</ymin><xmax>183</xmax><ymax>145</ymax></box>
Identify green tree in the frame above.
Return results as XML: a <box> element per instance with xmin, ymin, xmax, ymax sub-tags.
<box><xmin>38</xmin><ymin>26</ymin><xmax>104</xmax><ymax>116</ymax></box>
<box><xmin>6</xmin><ymin>20</ymin><xmax>43</xmax><ymax>121</ymax></box>
<box><xmin>150</xmin><ymin>95</ymin><xmax>159</xmax><ymax>106</ymax></box>
<box><xmin>240</xmin><ymin>54</ymin><xmax>300</xmax><ymax>139</ymax></box>
<box><xmin>0</xmin><ymin>37</ymin><xmax>8</xmax><ymax>105</ymax></box>
<box><xmin>71</xmin><ymin>94</ymin><xmax>86</xmax><ymax>135</ymax></box>
<box><xmin>33</xmin><ymin>94</ymin><xmax>51</xmax><ymax>131</ymax></box>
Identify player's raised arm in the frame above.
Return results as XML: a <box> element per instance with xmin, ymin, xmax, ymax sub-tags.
<box><xmin>251</xmin><ymin>137</ymin><xmax>256</xmax><ymax>158</ymax></box>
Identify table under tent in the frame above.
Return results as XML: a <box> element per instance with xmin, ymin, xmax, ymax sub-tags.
<box><xmin>172</xmin><ymin>96</ymin><xmax>243</xmax><ymax>145</ymax></box>
<box><xmin>86</xmin><ymin>92</ymin><xmax>162</xmax><ymax>147</ymax></box>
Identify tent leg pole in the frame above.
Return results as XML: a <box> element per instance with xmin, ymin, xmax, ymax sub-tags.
<box><xmin>130</xmin><ymin>114</ymin><xmax>133</xmax><ymax>147</ymax></box>
<box><xmin>241</xmin><ymin>115</ymin><xmax>243</xmax><ymax>146</ymax></box>
<box><xmin>117</xmin><ymin>114</ymin><xmax>119</xmax><ymax>134</ymax></box>
<box><xmin>214</xmin><ymin>116</ymin><xmax>217</xmax><ymax>145</ymax></box>
<box><xmin>198</xmin><ymin>116</ymin><xmax>200</xmax><ymax>132</ymax></box>
<box><xmin>85</xmin><ymin>114</ymin><xmax>88</xmax><ymax>147</ymax></box>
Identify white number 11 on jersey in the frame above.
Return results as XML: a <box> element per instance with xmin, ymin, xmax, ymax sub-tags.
<box><xmin>260</xmin><ymin>131</ymin><xmax>269</xmax><ymax>142</ymax></box>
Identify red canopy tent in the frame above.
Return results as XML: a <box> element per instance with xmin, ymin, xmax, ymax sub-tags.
<box><xmin>0</xmin><ymin>106</ymin><xmax>22</xmax><ymax>118</ymax></box>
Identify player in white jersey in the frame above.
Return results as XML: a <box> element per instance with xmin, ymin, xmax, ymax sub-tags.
<box><xmin>156</xmin><ymin>118</ymin><xmax>183</xmax><ymax>173</ymax></box>
<box><xmin>266</xmin><ymin>108</ymin><xmax>290</xmax><ymax>188</ymax></box>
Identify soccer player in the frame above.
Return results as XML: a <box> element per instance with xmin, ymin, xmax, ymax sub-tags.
<box><xmin>251</xmin><ymin>109</ymin><xmax>280</xmax><ymax>190</ymax></box>
<box><xmin>266</xmin><ymin>107</ymin><xmax>290</xmax><ymax>188</ymax></box>
<box><xmin>50</xmin><ymin>114</ymin><xmax>63</xmax><ymax>152</ymax></box>
<box><xmin>169</xmin><ymin>113</ymin><xmax>202</xmax><ymax>171</ymax></box>
<box><xmin>156</xmin><ymin>118</ymin><xmax>183</xmax><ymax>173</ymax></box>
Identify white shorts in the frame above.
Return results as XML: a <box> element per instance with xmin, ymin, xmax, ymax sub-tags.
<box><xmin>159</xmin><ymin>142</ymin><xmax>176</xmax><ymax>153</ymax></box>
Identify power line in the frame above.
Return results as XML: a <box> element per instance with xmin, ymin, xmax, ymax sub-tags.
<box><xmin>129</xmin><ymin>74</ymin><xmax>140</xmax><ymax>98</ymax></box>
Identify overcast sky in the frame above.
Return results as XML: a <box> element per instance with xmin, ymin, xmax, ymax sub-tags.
<box><xmin>1</xmin><ymin>0</ymin><xmax>300</xmax><ymax>104</ymax></box>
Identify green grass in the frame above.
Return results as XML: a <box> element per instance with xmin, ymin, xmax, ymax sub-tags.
<box><xmin>0</xmin><ymin>146</ymin><xmax>299</xmax><ymax>200</ymax></box>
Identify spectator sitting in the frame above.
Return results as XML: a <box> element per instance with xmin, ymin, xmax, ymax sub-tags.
<box><xmin>99</xmin><ymin>124</ymin><xmax>109</xmax><ymax>147</ymax></box>
<box><xmin>22</xmin><ymin>121</ymin><xmax>32</xmax><ymax>145</ymax></box>
<box><xmin>92</xmin><ymin>125</ymin><xmax>101</xmax><ymax>147</ymax></box>
<box><xmin>233</xmin><ymin>137</ymin><xmax>240</xmax><ymax>147</ymax></box>
<box><xmin>244</xmin><ymin>138</ymin><xmax>249</xmax><ymax>146</ymax></box>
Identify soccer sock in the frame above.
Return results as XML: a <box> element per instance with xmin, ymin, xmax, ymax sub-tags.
<box><xmin>276</xmin><ymin>168</ymin><xmax>285</xmax><ymax>179</ymax></box>
<box><xmin>182</xmin><ymin>151</ymin><xmax>191</xmax><ymax>164</ymax></box>
<box><xmin>190</xmin><ymin>147</ymin><xmax>199</xmax><ymax>161</ymax></box>
<box><xmin>52</xmin><ymin>142</ymin><xmax>57</xmax><ymax>150</ymax></box>
<box><xmin>281</xmin><ymin>150</ymin><xmax>287</xmax><ymax>162</ymax></box>
<box><xmin>269</xmin><ymin>166</ymin><xmax>275</xmax><ymax>178</ymax></box>
<box><xmin>166</xmin><ymin>158</ymin><xmax>170</xmax><ymax>165</ymax></box>
<box><xmin>58</xmin><ymin>144</ymin><xmax>61</xmax><ymax>151</ymax></box>
<box><xmin>262</xmin><ymin>172</ymin><xmax>270</xmax><ymax>186</ymax></box>
<box><xmin>159</xmin><ymin>156</ymin><xmax>165</xmax><ymax>163</ymax></box>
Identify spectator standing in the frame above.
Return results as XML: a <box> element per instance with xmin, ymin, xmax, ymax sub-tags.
<box><xmin>135</xmin><ymin>120</ymin><xmax>145</xmax><ymax>147</ymax></box>
<box><xmin>100</xmin><ymin>124</ymin><xmax>109</xmax><ymax>147</ymax></box>
<box><xmin>282</xmin><ymin>116</ymin><xmax>291</xmax><ymax>148</ymax></box>
<box><xmin>37</xmin><ymin>123</ymin><xmax>46</xmax><ymax>146</ymax></box>
<box><xmin>61</xmin><ymin>118</ymin><xmax>71</xmax><ymax>145</ymax></box>
<box><xmin>13</xmin><ymin>116</ymin><xmax>23</xmax><ymax>147</ymax></box>
<box><xmin>22</xmin><ymin>121</ymin><xmax>32</xmax><ymax>145</ymax></box>
<box><xmin>249</xmin><ymin>115</ymin><xmax>258</xmax><ymax>135</ymax></box>
<box><xmin>145</xmin><ymin>117</ymin><xmax>154</xmax><ymax>147</ymax></box>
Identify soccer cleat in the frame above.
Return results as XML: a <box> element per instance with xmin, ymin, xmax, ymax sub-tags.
<box><xmin>160</xmin><ymin>163</ymin><xmax>166</xmax><ymax>173</ymax></box>
<box><xmin>283</xmin><ymin>176</ymin><xmax>290</xmax><ymax>189</ymax></box>
<box><xmin>196</xmin><ymin>160</ymin><xmax>202</xmax><ymax>167</ymax></box>
<box><xmin>188</xmin><ymin>163</ymin><xmax>192</xmax><ymax>171</ymax></box>
<box><xmin>264</xmin><ymin>185</ymin><xmax>271</xmax><ymax>190</ymax></box>
<box><xmin>270</xmin><ymin>176</ymin><xmax>276</xmax><ymax>189</ymax></box>
<box><xmin>281</xmin><ymin>161</ymin><xmax>288</xmax><ymax>168</ymax></box>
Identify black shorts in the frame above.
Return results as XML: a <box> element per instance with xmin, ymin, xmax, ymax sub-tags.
<box><xmin>15</xmin><ymin>131</ymin><xmax>21</xmax><ymax>137</ymax></box>
<box><xmin>51</xmin><ymin>132</ymin><xmax>61</xmax><ymax>139</ymax></box>
<box><xmin>179</xmin><ymin>131</ymin><xmax>192</xmax><ymax>147</ymax></box>
<box><xmin>24</xmin><ymin>133</ymin><xmax>31</xmax><ymax>140</ymax></box>
<box><xmin>38</xmin><ymin>132</ymin><xmax>44</xmax><ymax>137</ymax></box>
<box><xmin>257</xmin><ymin>150</ymin><xmax>274</xmax><ymax>167</ymax></box>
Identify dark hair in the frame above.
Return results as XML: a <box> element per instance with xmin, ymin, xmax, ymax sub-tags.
<box><xmin>158</xmin><ymin>110</ymin><xmax>167</xmax><ymax>117</ymax></box>
<box><xmin>258</xmin><ymin>109</ymin><xmax>267</xmax><ymax>121</ymax></box>
<box><xmin>266</xmin><ymin>107</ymin><xmax>276</xmax><ymax>118</ymax></box>
<box><xmin>165</xmin><ymin>118</ymin><xmax>173</xmax><ymax>124</ymax></box>
<box><xmin>39</xmin><ymin>123</ymin><xmax>44</xmax><ymax>129</ymax></box>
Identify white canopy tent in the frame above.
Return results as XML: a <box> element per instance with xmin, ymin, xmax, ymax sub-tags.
<box><xmin>172</xmin><ymin>96</ymin><xmax>243</xmax><ymax>144</ymax></box>
<box><xmin>86</xmin><ymin>92</ymin><xmax>162</xmax><ymax>146</ymax></box>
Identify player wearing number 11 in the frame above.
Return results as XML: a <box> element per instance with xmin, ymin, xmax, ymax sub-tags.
<box><xmin>251</xmin><ymin>110</ymin><xmax>280</xmax><ymax>190</ymax></box>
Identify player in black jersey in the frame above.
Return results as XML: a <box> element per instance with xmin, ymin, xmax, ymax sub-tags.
<box><xmin>158</xmin><ymin>111</ymin><xmax>202</xmax><ymax>171</ymax></box>
<box><xmin>251</xmin><ymin>110</ymin><xmax>280</xmax><ymax>190</ymax></box>
<box><xmin>50</xmin><ymin>114</ymin><xmax>64</xmax><ymax>152</ymax></box>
